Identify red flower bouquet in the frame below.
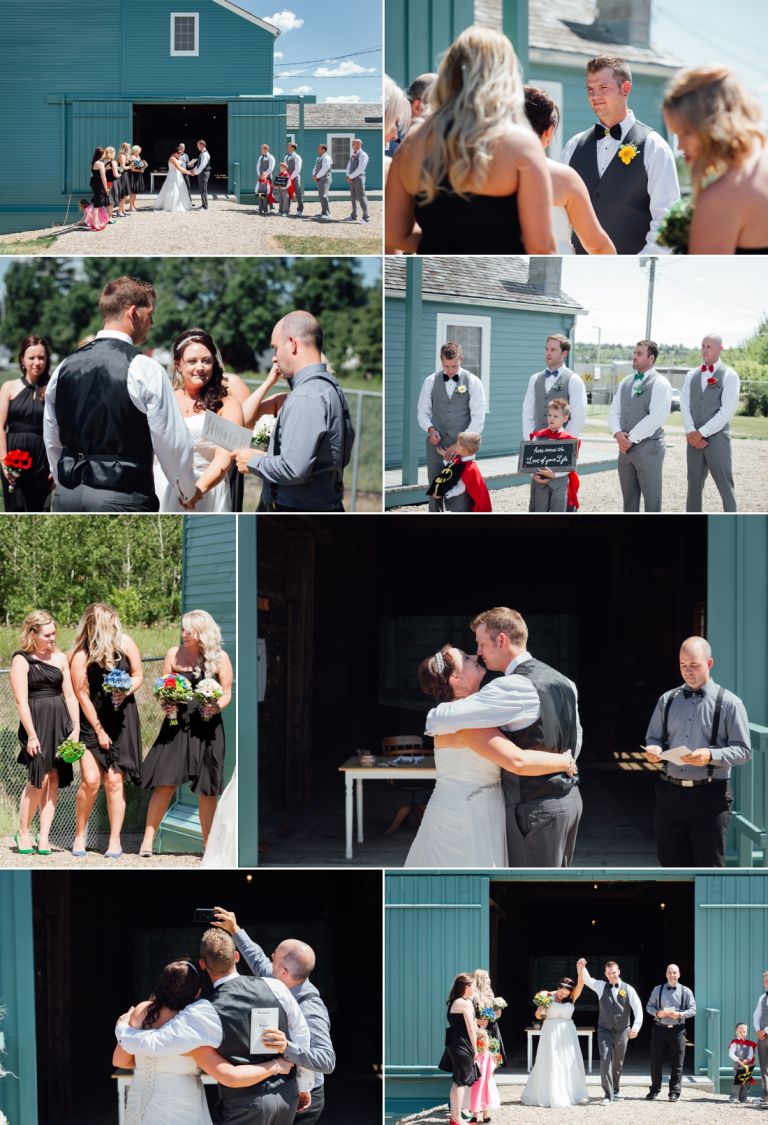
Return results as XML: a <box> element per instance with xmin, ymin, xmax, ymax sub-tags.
<box><xmin>4</xmin><ymin>449</ymin><xmax>32</xmax><ymax>491</ymax></box>
<box><xmin>153</xmin><ymin>673</ymin><xmax>193</xmax><ymax>726</ymax></box>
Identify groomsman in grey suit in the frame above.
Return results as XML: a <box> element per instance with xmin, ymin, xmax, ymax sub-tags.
<box><xmin>521</xmin><ymin>334</ymin><xmax>587</xmax><ymax>441</ymax></box>
<box><xmin>578</xmin><ymin>958</ymin><xmax>643</xmax><ymax>1105</ymax></box>
<box><xmin>682</xmin><ymin>333</ymin><xmax>740</xmax><ymax>512</ymax></box>
<box><xmin>285</xmin><ymin>142</ymin><xmax>303</xmax><ymax>215</ymax></box>
<box><xmin>753</xmin><ymin>970</ymin><xmax>768</xmax><ymax>1108</ymax></box>
<box><xmin>417</xmin><ymin>341</ymin><xmax>485</xmax><ymax>512</ymax></box>
<box><xmin>213</xmin><ymin>907</ymin><xmax>336</xmax><ymax>1124</ymax></box>
<box><xmin>313</xmin><ymin>145</ymin><xmax>333</xmax><ymax>219</ymax></box>
<box><xmin>345</xmin><ymin>139</ymin><xmax>369</xmax><ymax>223</ymax></box>
<box><xmin>189</xmin><ymin>139</ymin><xmax>211</xmax><ymax>209</ymax></box>
<box><xmin>607</xmin><ymin>340</ymin><xmax>672</xmax><ymax>511</ymax></box>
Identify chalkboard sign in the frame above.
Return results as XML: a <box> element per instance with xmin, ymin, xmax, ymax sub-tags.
<box><xmin>518</xmin><ymin>439</ymin><xmax>578</xmax><ymax>473</ymax></box>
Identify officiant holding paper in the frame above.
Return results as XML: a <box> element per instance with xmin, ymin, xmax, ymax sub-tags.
<box><xmin>644</xmin><ymin>636</ymin><xmax>751</xmax><ymax>868</ymax></box>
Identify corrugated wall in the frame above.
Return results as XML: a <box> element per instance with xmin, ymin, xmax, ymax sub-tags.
<box><xmin>65</xmin><ymin>101</ymin><xmax>134</xmax><ymax>193</ymax></box>
<box><xmin>229</xmin><ymin>98</ymin><xmax>288</xmax><ymax>197</ymax></box>
<box><xmin>385</xmin><ymin>0</ymin><xmax>476</xmax><ymax>88</ymax></box>
<box><xmin>0</xmin><ymin>873</ymin><xmax>37</xmax><ymax>1125</ymax></box>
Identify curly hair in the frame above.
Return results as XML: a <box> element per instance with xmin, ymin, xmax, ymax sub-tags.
<box><xmin>418</xmin><ymin>644</ymin><xmax>459</xmax><ymax>702</ymax></box>
<box><xmin>142</xmin><ymin>961</ymin><xmax>201</xmax><ymax>1028</ymax></box>
<box><xmin>182</xmin><ymin>609</ymin><xmax>224</xmax><ymax>678</ymax></box>
<box><xmin>418</xmin><ymin>26</ymin><xmax>527</xmax><ymax>202</ymax></box>
<box><xmin>18</xmin><ymin>335</ymin><xmax>51</xmax><ymax>386</ymax></box>
<box><xmin>18</xmin><ymin>610</ymin><xmax>56</xmax><ymax>652</ymax></box>
<box><xmin>663</xmin><ymin>66</ymin><xmax>766</xmax><ymax>199</ymax></box>
<box><xmin>70</xmin><ymin>603</ymin><xmax>124</xmax><ymax>671</ymax></box>
<box><xmin>172</xmin><ymin>328</ymin><xmax>228</xmax><ymax>415</ymax></box>
<box><xmin>524</xmin><ymin>86</ymin><xmax>560</xmax><ymax>138</ymax></box>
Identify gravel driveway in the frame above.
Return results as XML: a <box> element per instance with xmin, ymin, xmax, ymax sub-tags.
<box><xmin>0</xmin><ymin>832</ymin><xmax>202</xmax><ymax>868</ymax></box>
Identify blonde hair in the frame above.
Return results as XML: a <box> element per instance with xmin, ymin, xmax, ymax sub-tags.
<box><xmin>419</xmin><ymin>26</ymin><xmax>526</xmax><ymax>202</ymax></box>
<box><xmin>71</xmin><ymin>603</ymin><xmax>124</xmax><ymax>670</ymax></box>
<box><xmin>182</xmin><ymin>610</ymin><xmax>223</xmax><ymax>678</ymax></box>
<box><xmin>473</xmin><ymin>969</ymin><xmax>494</xmax><ymax>1010</ymax></box>
<box><xmin>456</xmin><ymin>431</ymin><xmax>481</xmax><ymax>454</ymax></box>
<box><xmin>663</xmin><ymin>66</ymin><xmax>766</xmax><ymax>199</ymax></box>
<box><xmin>118</xmin><ymin>142</ymin><xmax>131</xmax><ymax>160</ymax></box>
<box><xmin>470</xmin><ymin>606</ymin><xmax>528</xmax><ymax>647</ymax></box>
<box><xmin>18</xmin><ymin>610</ymin><xmax>55</xmax><ymax>652</ymax></box>
<box><xmin>384</xmin><ymin>74</ymin><xmax>411</xmax><ymax>141</ymax></box>
<box><xmin>104</xmin><ymin>146</ymin><xmax>116</xmax><ymax>159</ymax></box>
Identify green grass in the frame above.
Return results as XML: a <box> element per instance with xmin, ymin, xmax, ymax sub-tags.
<box><xmin>0</xmin><ymin>622</ymin><xmax>181</xmax><ymax>669</ymax></box>
<box><xmin>272</xmin><ymin>235</ymin><xmax>381</xmax><ymax>255</ymax></box>
<box><xmin>0</xmin><ymin>234</ymin><xmax>60</xmax><ymax>255</ymax></box>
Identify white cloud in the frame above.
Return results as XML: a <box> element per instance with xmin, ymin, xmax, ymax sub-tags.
<box><xmin>325</xmin><ymin>95</ymin><xmax>362</xmax><ymax>103</ymax></box>
<box><xmin>313</xmin><ymin>60</ymin><xmax>376</xmax><ymax>78</ymax></box>
<box><xmin>262</xmin><ymin>10</ymin><xmax>304</xmax><ymax>32</ymax></box>
<box><xmin>274</xmin><ymin>51</ymin><xmax>284</xmax><ymax>59</ymax></box>
<box><xmin>292</xmin><ymin>85</ymin><xmax>314</xmax><ymax>94</ymax></box>
<box><xmin>273</xmin><ymin>86</ymin><xmax>285</xmax><ymax>95</ymax></box>
<box><xmin>276</xmin><ymin>69</ymin><xmax>305</xmax><ymax>78</ymax></box>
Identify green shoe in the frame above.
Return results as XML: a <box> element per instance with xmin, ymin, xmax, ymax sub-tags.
<box><xmin>14</xmin><ymin>832</ymin><xmax>35</xmax><ymax>855</ymax></box>
<box><xmin>35</xmin><ymin>835</ymin><xmax>51</xmax><ymax>856</ymax></box>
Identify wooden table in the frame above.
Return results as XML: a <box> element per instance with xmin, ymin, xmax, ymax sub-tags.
<box><xmin>114</xmin><ymin>1071</ymin><xmax>216</xmax><ymax>1124</ymax></box>
<box><xmin>338</xmin><ymin>755</ymin><xmax>435</xmax><ymax>860</ymax></box>
<box><xmin>525</xmin><ymin>1026</ymin><xmax>594</xmax><ymax>1073</ymax></box>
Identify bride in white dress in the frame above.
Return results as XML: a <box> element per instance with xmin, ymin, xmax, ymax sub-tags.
<box><xmin>154</xmin><ymin>329</ymin><xmax>245</xmax><ymax>512</ymax></box>
<box><xmin>522</xmin><ymin>975</ymin><xmax>590</xmax><ymax>1107</ymax></box>
<box><xmin>113</xmin><ymin>959</ymin><xmax>293</xmax><ymax>1124</ymax></box>
<box><xmin>154</xmin><ymin>152</ymin><xmax>193</xmax><ymax>212</ymax></box>
<box><xmin>405</xmin><ymin>646</ymin><xmax>578</xmax><ymax>867</ymax></box>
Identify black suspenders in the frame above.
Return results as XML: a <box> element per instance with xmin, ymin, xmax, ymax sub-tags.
<box><xmin>660</xmin><ymin>686</ymin><xmax>725</xmax><ymax>781</ymax></box>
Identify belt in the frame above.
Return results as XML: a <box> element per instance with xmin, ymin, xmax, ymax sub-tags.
<box><xmin>654</xmin><ymin>1021</ymin><xmax>686</xmax><ymax>1030</ymax></box>
<box><xmin>659</xmin><ymin>773</ymin><xmax>715</xmax><ymax>789</ymax></box>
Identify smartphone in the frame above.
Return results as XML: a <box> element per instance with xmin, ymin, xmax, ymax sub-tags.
<box><xmin>194</xmin><ymin>908</ymin><xmax>218</xmax><ymax>925</ymax></box>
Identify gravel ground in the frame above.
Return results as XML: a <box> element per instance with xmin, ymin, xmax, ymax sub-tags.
<box><xmin>395</xmin><ymin>434</ymin><xmax>768</xmax><ymax>514</ymax></box>
<box><xmin>0</xmin><ymin>198</ymin><xmax>383</xmax><ymax>256</ymax></box>
<box><xmin>397</xmin><ymin>1084</ymin><xmax>761</xmax><ymax>1124</ymax></box>
<box><xmin>0</xmin><ymin>832</ymin><xmax>202</xmax><ymax>868</ymax></box>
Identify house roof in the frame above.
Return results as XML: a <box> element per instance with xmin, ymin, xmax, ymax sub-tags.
<box><xmin>528</xmin><ymin>0</ymin><xmax>681</xmax><ymax>71</ymax></box>
<box><xmin>385</xmin><ymin>257</ymin><xmax>586</xmax><ymax>314</ymax></box>
<box><xmin>212</xmin><ymin>0</ymin><xmax>280</xmax><ymax>37</ymax></box>
<box><xmin>286</xmin><ymin>103</ymin><xmax>383</xmax><ymax>129</ymax></box>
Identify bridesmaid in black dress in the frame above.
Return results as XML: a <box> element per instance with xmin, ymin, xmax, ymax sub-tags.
<box><xmin>439</xmin><ymin>973</ymin><xmax>480</xmax><ymax>1125</ymax></box>
<box><xmin>69</xmin><ymin>603</ymin><xmax>144</xmax><ymax>859</ymax></box>
<box><xmin>140</xmin><ymin>609</ymin><xmax>232</xmax><ymax>857</ymax></box>
<box><xmin>10</xmin><ymin>611</ymin><xmax>79</xmax><ymax>855</ymax></box>
<box><xmin>90</xmin><ymin>147</ymin><xmax>110</xmax><ymax>210</ymax></box>
<box><xmin>103</xmin><ymin>145</ymin><xmax>119</xmax><ymax>222</ymax></box>
<box><xmin>0</xmin><ymin>335</ymin><xmax>53</xmax><ymax>512</ymax></box>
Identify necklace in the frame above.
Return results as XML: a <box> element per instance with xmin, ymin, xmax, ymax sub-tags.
<box><xmin>179</xmin><ymin>389</ymin><xmax>201</xmax><ymax>417</ymax></box>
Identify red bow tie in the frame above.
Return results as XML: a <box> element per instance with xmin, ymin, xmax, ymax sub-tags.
<box><xmin>701</xmin><ymin>364</ymin><xmax>714</xmax><ymax>373</ymax></box>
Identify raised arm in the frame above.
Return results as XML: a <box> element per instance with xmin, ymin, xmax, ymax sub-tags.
<box><xmin>241</xmin><ymin>362</ymin><xmax>285</xmax><ymax>429</ymax></box>
<box><xmin>455</xmin><ymin>728</ymin><xmax>577</xmax><ymax>777</ymax></box>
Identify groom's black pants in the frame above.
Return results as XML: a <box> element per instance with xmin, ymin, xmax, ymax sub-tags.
<box><xmin>214</xmin><ymin>1076</ymin><xmax>298</xmax><ymax>1123</ymax></box>
<box><xmin>649</xmin><ymin>1024</ymin><xmax>687</xmax><ymax>1096</ymax></box>
<box><xmin>597</xmin><ymin>1026</ymin><xmax>630</xmax><ymax>1100</ymax></box>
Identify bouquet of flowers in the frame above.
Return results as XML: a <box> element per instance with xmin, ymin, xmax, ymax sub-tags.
<box><xmin>193</xmin><ymin>677</ymin><xmax>223</xmax><ymax>719</ymax></box>
<box><xmin>657</xmin><ymin>199</ymin><xmax>692</xmax><ymax>254</ymax></box>
<box><xmin>476</xmin><ymin>1031</ymin><xmax>488</xmax><ymax>1053</ymax></box>
<box><xmin>486</xmin><ymin>1035</ymin><xmax>501</xmax><ymax>1063</ymax></box>
<box><xmin>3</xmin><ymin>449</ymin><xmax>32</xmax><ymax>492</ymax></box>
<box><xmin>533</xmin><ymin>990</ymin><xmax>553</xmax><ymax>1020</ymax></box>
<box><xmin>56</xmin><ymin>737</ymin><xmax>86</xmax><ymax>763</ymax></box>
<box><xmin>102</xmin><ymin>668</ymin><xmax>132</xmax><ymax>709</ymax></box>
<box><xmin>153</xmin><ymin>673</ymin><xmax>193</xmax><ymax>726</ymax></box>
<box><xmin>492</xmin><ymin>996</ymin><xmax>507</xmax><ymax>1015</ymax></box>
<box><xmin>479</xmin><ymin>1006</ymin><xmax>497</xmax><ymax>1021</ymax></box>
<box><xmin>252</xmin><ymin>414</ymin><xmax>277</xmax><ymax>451</ymax></box>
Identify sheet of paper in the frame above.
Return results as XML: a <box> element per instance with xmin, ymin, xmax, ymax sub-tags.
<box><xmin>202</xmin><ymin>409</ymin><xmax>253</xmax><ymax>453</ymax></box>
<box><xmin>641</xmin><ymin>744</ymin><xmax>691</xmax><ymax>766</ymax></box>
<box><xmin>250</xmin><ymin>1007</ymin><xmax>280</xmax><ymax>1054</ymax></box>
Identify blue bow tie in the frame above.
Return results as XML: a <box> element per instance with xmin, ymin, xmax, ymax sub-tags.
<box><xmin>546</xmin><ymin>369</ymin><xmax>559</xmax><ymax>378</ymax></box>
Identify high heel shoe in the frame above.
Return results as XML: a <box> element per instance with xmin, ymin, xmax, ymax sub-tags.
<box><xmin>14</xmin><ymin>832</ymin><xmax>35</xmax><ymax>855</ymax></box>
<box><xmin>35</xmin><ymin>834</ymin><xmax>51</xmax><ymax>855</ymax></box>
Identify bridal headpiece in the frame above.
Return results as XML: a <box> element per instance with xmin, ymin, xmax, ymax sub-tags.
<box><xmin>434</xmin><ymin>650</ymin><xmax>446</xmax><ymax>674</ymax></box>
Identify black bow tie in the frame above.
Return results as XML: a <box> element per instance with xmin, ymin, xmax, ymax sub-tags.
<box><xmin>683</xmin><ymin>687</ymin><xmax>703</xmax><ymax>698</ymax></box>
<box><xmin>595</xmin><ymin>123</ymin><xmax>623</xmax><ymax>141</ymax></box>
<box><xmin>443</xmin><ymin>373</ymin><xmax>458</xmax><ymax>383</ymax></box>
<box><xmin>611</xmin><ymin>983</ymin><xmax>619</xmax><ymax>988</ymax></box>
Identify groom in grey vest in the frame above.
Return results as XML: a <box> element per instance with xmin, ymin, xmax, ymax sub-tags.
<box><xmin>416</xmin><ymin>341</ymin><xmax>486</xmax><ymax>511</ymax></box>
<box><xmin>607</xmin><ymin>340</ymin><xmax>672</xmax><ymax>512</ymax></box>
<box><xmin>579</xmin><ymin>958</ymin><xmax>643</xmax><ymax>1105</ymax></box>
<box><xmin>754</xmin><ymin>971</ymin><xmax>768</xmax><ymax>1107</ymax></box>
<box><xmin>682</xmin><ymin>333</ymin><xmax>740</xmax><ymax>512</ymax></box>
<box><xmin>561</xmin><ymin>56</ymin><xmax>679</xmax><ymax>254</ymax></box>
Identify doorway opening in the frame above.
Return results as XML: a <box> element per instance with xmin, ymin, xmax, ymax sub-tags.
<box><xmin>132</xmin><ymin>103</ymin><xmax>229</xmax><ymax>193</ymax></box>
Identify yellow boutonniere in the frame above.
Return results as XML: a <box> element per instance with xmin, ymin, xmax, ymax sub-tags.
<box><xmin>618</xmin><ymin>989</ymin><xmax>626</xmax><ymax>998</ymax></box>
<box><xmin>618</xmin><ymin>144</ymin><xmax>638</xmax><ymax>166</ymax></box>
<box><xmin>456</xmin><ymin>385</ymin><xmax>468</xmax><ymax>394</ymax></box>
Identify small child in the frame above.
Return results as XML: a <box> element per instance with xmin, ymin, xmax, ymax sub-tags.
<box><xmin>466</xmin><ymin>1014</ymin><xmax>500</xmax><ymax>1124</ymax></box>
<box><xmin>256</xmin><ymin>174</ymin><xmax>271</xmax><ymax>215</ymax></box>
<box><xmin>427</xmin><ymin>431</ymin><xmax>492</xmax><ymax>513</ymax></box>
<box><xmin>274</xmin><ymin>162</ymin><xmax>292</xmax><ymax>215</ymax></box>
<box><xmin>529</xmin><ymin>398</ymin><xmax>580</xmax><ymax>513</ymax></box>
<box><xmin>728</xmin><ymin>1023</ymin><xmax>757</xmax><ymax>1104</ymax></box>
<box><xmin>77</xmin><ymin>198</ymin><xmax>109</xmax><ymax>231</ymax></box>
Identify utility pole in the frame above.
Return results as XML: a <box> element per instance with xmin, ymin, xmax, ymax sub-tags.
<box><xmin>641</xmin><ymin>256</ymin><xmax>657</xmax><ymax>339</ymax></box>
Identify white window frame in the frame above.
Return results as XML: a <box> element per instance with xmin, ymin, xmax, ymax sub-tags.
<box><xmin>532</xmin><ymin>79</ymin><xmax>564</xmax><ymax>159</ymax></box>
<box><xmin>286</xmin><ymin>133</ymin><xmax>296</xmax><ymax>146</ymax></box>
<box><xmin>327</xmin><ymin>132</ymin><xmax>354</xmax><ymax>172</ymax></box>
<box><xmin>171</xmin><ymin>12</ymin><xmax>199</xmax><ymax>57</ymax></box>
<box><xmin>435</xmin><ymin>313</ymin><xmax>492</xmax><ymax>411</ymax></box>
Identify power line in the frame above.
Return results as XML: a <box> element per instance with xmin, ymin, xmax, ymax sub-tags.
<box><xmin>654</xmin><ymin>6</ymin><xmax>766</xmax><ymax>72</ymax></box>
<box><xmin>274</xmin><ymin>45</ymin><xmax>381</xmax><ymax>66</ymax></box>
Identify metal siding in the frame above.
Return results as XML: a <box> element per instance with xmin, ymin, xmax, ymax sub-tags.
<box><xmin>0</xmin><ymin>872</ymin><xmax>37</xmax><ymax>1124</ymax></box>
<box><xmin>385</xmin><ymin>0</ymin><xmax>476</xmax><ymax>88</ymax></box>
<box><xmin>300</xmin><ymin>128</ymin><xmax>383</xmax><ymax>191</ymax></box>
<box><xmin>66</xmin><ymin>101</ymin><xmax>134</xmax><ymax>193</ymax></box>
<box><xmin>385</xmin><ymin>302</ymin><xmax>406</xmax><ymax>468</ymax></box>
<box><xmin>229</xmin><ymin>98</ymin><xmax>288</xmax><ymax>196</ymax></box>
<box><xmin>237</xmin><ymin>516</ymin><xmax>258</xmax><ymax>866</ymax></box>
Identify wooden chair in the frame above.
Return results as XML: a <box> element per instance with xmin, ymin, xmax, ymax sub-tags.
<box><xmin>381</xmin><ymin>736</ymin><xmax>432</xmax><ymax>835</ymax></box>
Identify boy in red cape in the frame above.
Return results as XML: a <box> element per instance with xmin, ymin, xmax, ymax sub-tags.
<box><xmin>426</xmin><ymin>431</ymin><xmax>492</xmax><ymax>512</ymax></box>
<box><xmin>529</xmin><ymin>399</ymin><xmax>581</xmax><ymax>512</ymax></box>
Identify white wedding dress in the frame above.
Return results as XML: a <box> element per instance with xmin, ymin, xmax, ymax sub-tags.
<box><xmin>404</xmin><ymin>747</ymin><xmax>507</xmax><ymax>867</ymax></box>
<box><xmin>125</xmin><ymin>1053</ymin><xmax>213</xmax><ymax>1124</ymax></box>
<box><xmin>201</xmin><ymin>767</ymin><xmax>237</xmax><ymax>868</ymax></box>
<box><xmin>154</xmin><ymin>163</ymin><xmax>193</xmax><ymax>212</ymax></box>
<box><xmin>522</xmin><ymin>1001</ymin><xmax>589</xmax><ymax>1107</ymax></box>
<box><xmin>154</xmin><ymin>413</ymin><xmax>232</xmax><ymax>512</ymax></box>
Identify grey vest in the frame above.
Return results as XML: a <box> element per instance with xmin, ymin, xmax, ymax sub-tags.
<box><xmin>533</xmin><ymin>370</ymin><xmax>573</xmax><ymax>431</ymax></box>
<box><xmin>257</xmin><ymin>155</ymin><xmax>271</xmax><ymax>175</ymax></box>
<box><xmin>599</xmin><ymin>983</ymin><xmax>632</xmax><ymax>1032</ymax></box>
<box><xmin>505</xmin><ymin>659</ymin><xmax>579</xmax><ymax>804</ymax></box>
<box><xmin>285</xmin><ymin>153</ymin><xmax>297</xmax><ymax>175</ymax></box>
<box><xmin>212</xmin><ymin>977</ymin><xmax>291</xmax><ymax>1102</ymax></box>
<box><xmin>619</xmin><ymin>372</ymin><xmax>663</xmax><ymax>441</ymax></box>
<box><xmin>689</xmin><ymin>367</ymin><xmax>729</xmax><ymax>432</ymax></box>
<box><xmin>429</xmin><ymin>370</ymin><xmax>473</xmax><ymax>444</ymax></box>
<box><xmin>756</xmin><ymin>993</ymin><xmax>768</xmax><ymax>1032</ymax></box>
<box><xmin>349</xmin><ymin>152</ymin><xmax>360</xmax><ymax>173</ymax></box>
<box><xmin>569</xmin><ymin>121</ymin><xmax>653</xmax><ymax>254</ymax></box>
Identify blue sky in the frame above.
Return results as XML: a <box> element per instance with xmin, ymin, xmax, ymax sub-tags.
<box><xmin>236</xmin><ymin>3</ymin><xmax>382</xmax><ymax>103</ymax></box>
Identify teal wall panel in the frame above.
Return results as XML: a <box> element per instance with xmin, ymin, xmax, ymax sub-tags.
<box><xmin>294</xmin><ymin>129</ymin><xmax>383</xmax><ymax>192</ymax></box>
<box><xmin>229</xmin><ymin>98</ymin><xmax>288</xmax><ymax>198</ymax></box>
<box><xmin>238</xmin><ymin>516</ymin><xmax>258</xmax><ymax>867</ymax></box>
<box><xmin>0</xmin><ymin>873</ymin><xmax>37</xmax><ymax>1125</ymax></box>
<box><xmin>385</xmin><ymin>0</ymin><xmax>476</xmax><ymax>89</ymax></box>
<box><xmin>65</xmin><ymin>101</ymin><xmax>134</xmax><ymax>193</ymax></box>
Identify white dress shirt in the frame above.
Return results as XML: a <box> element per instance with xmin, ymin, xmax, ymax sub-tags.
<box><xmin>346</xmin><ymin>149</ymin><xmax>369</xmax><ymax>178</ymax></box>
<box><xmin>582</xmin><ymin>971</ymin><xmax>643</xmax><ymax>1033</ymax></box>
<box><xmin>607</xmin><ymin>368</ymin><xmax>672</xmax><ymax>443</ymax></box>
<box><xmin>416</xmin><ymin>368</ymin><xmax>486</xmax><ymax>434</ymax></box>
<box><xmin>116</xmin><ymin>971</ymin><xmax>313</xmax><ymax>1093</ymax></box>
<box><xmin>680</xmin><ymin>361</ymin><xmax>740</xmax><ymax>437</ymax></box>
<box><xmin>285</xmin><ymin>151</ymin><xmax>302</xmax><ymax>179</ymax></box>
<box><xmin>194</xmin><ymin>148</ymin><xmax>211</xmax><ymax>174</ymax></box>
<box><xmin>43</xmin><ymin>329</ymin><xmax>198</xmax><ymax>501</ymax></box>
<box><xmin>560</xmin><ymin>111</ymin><xmax>680</xmax><ymax>255</ymax></box>
<box><xmin>753</xmin><ymin>995</ymin><xmax>768</xmax><ymax>1035</ymax></box>
<box><xmin>314</xmin><ymin>153</ymin><xmax>333</xmax><ymax>179</ymax></box>
<box><xmin>521</xmin><ymin>368</ymin><xmax>587</xmax><ymax>438</ymax></box>
<box><xmin>425</xmin><ymin>651</ymin><xmax>582</xmax><ymax>756</ymax></box>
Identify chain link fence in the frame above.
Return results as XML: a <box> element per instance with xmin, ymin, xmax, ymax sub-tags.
<box><xmin>0</xmin><ymin>658</ymin><xmax>167</xmax><ymax>848</ymax></box>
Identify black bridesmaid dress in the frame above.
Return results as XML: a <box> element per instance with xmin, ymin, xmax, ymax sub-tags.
<box><xmin>439</xmin><ymin>1012</ymin><xmax>480</xmax><ymax>1087</ymax></box>
<box><xmin>142</xmin><ymin>671</ymin><xmax>225</xmax><ymax>795</ymax></box>
<box><xmin>78</xmin><ymin>655</ymin><xmax>143</xmax><ymax>783</ymax></box>
<box><xmin>15</xmin><ymin>651</ymin><xmax>74</xmax><ymax>788</ymax></box>
<box><xmin>90</xmin><ymin>165</ymin><xmax>109</xmax><ymax>208</ymax></box>
<box><xmin>2</xmin><ymin>377</ymin><xmax>51</xmax><ymax>512</ymax></box>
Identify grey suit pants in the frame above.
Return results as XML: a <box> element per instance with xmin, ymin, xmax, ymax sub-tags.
<box><xmin>426</xmin><ymin>438</ymin><xmax>471</xmax><ymax>512</ymax></box>
<box><xmin>316</xmin><ymin>175</ymin><xmax>331</xmax><ymax>215</ymax></box>
<box><xmin>53</xmin><ymin>484</ymin><xmax>158</xmax><ymax>512</ymax></box>
<box><xmin>349</xmin><ymin>175</ymin><xmax>368</xmax><ymax>218</ymax></box>
<box><xmin>293</xmin><ymin>179</ymin><xmax>303</xmax><ymax>212</ymax></box>
<box><xmin>758</xmin><ymin>1037</ymin><xmax>768</xmax><ymax>1099</ymax></box>
<box><xmin>214</xmin><ymin>1078</ymin><xmax>298</xmax><ymax>1124</ymax></box>
<box><xmin>598</xmin><ymin>1026</ymin><xmax>630</xmax><ymax>1100</ymax></box>
<box><xmin>617</xmin><ymin>439</ymin><xmax>664</xmax><ymax>512</ymax></box>
<box><xmin>529</xmin><ymin>476</ymin><xmax>567</xmax><ymax>512</ymax></box>
<box><xmin>507</xmin><ymin>786</ymin><xmax>583</xmax><ymax>867</ymax></box>
<box><xmin>197</xmin><ymin>168</ymin><xmax>210</xmax><ymax>208</ymax></box>
<box><xmin>686</xmin><ymin>430</ymin><xmax>737</xmax><ymax>511</ymax></box>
